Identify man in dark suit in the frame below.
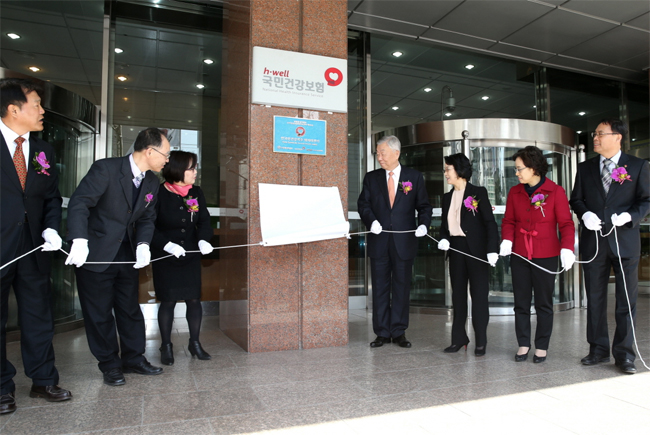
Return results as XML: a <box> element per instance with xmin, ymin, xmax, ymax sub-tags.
<box><xmin>358</xmin><ymin>135</ymin><xmax>432</xmax><ymax>348</ymax></box>
<box><xmin>570</xmin><ymin>118</ymin><xmax>650</xmax><ymax>374</ymax></box>
<box><xmin>65</xmin><ymin>128</ymin><xmax>170</xmax><ymax>386</ymax></box>
<box><xmin>1</xmin><ymin>78</ymin><xmax>71</xmax><ymax>414</ymax></box>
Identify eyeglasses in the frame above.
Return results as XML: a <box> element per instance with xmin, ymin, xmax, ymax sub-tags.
<box><xmin>186</xmin><ymin>166</ymin><xmax>198</xmax><ymax>172</ymax></box>
<box><xmin>148</xmin><ymin>147</ymin><xmax>170</xmax><ymax>159</ymax></box>
<box><xmin>514</xmin><ymin>166</ymin><xmax>528</xmax><ymax>173</ymax></box>
<box><xmin>442</xmin><ymin>168</ymin><xmax>454</xmax><ymax>173</ymax></box>
<box><xmin>591</xmin><ymin>132</ymin><xmax>618</xmax><ymax>138</ymax></box>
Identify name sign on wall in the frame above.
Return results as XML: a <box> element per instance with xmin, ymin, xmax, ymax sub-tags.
<box><xmin>252</xmin><ymin>46</ymin><xmax>347</xmax><ymax>113</ymax></box>
<box><xmin>273</xmin><ymin>116</ymin><xmax>327</xmax><ymax>156</ymax></box>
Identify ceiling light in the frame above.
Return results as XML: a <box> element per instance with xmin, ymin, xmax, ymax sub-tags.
<box><xmin>116</xmin><ymin>75</ymin><xmax>127</xmax><ymax>82</ymax></box>
<box><xmin>481</xmin><ymin>96</ymin><xmax>489</xmax><ymax>101</ymax></box>
<box><xmin>130</xmin><ymin>128</ymin><xmax>133</xmax><ymax>131</ymax></box>
<box><xmin>7</xmin><ymin>33</ymin><xmax>20</xmax><ymax>40</ymax></box>
<box><xmin>533</xmin><ymin>105</ymin><xmax>537</xmax><ymax>108</ymax></box>
<box><xmin>465</xmin><ymin>64</ymin><xmax>475</xmax><ymax>70</ymax></box>
<box><xmin>391</xmin><ymin>106</ymin><xmax>399</xmax><ymax>111</ymax></box>
<box><xmin>445</xmin><ymin>112</ymin><xmax>452</xmax><ymax>117</ymax></box>
<box><xmin>423</xmin><ymin>87</ymin><xmax>432</xmax><ymax>93</ymax></box>
<box><xmin>28</xmin><ymin>66</ymin><xmax>40</xmax><ymax>72</ymax></box>
<box><xmin>115</xmin><ymin>48</ymin><xmax>123</xmax><ymax>54</ymax></box>
<box><xmin>203</xmin><ymin>59</ymin><xmax>214</xmax><ymax>65</ymax></box>
<box><xmin>632</xmin><ymin>138</ymin><xmax>636</xmax><ymax>141</ymax></box>
<box><xmin>188</xmin><ymin>120</ymin><xmax>193</xmax><ymax>123</ymax></box>
<box><xmin>123</xmin><ymin>97</ymin><xmax>128</xmax><ymax>101</ymax></box>
<box><xmin>392</xmin><ymin>51</ymin><xmax>403</xmax><ymax>58</ymax></box>
<box><xmin>127</xmin><ymin>116</ymin><xmax>131</xmax><ymax>119</ymax></box>
<box><xmin>578</xmin><ymin>111</ymin><xmax>586</xmax><ymax>116</ymax></box>
<box><xmin>196</xmin><ymin>84</ymin><xmax>205</xmax><ymax>89</ymax></box>
<box><xmin>576</xmin><ymin>131</ymin><xmax>582</xmax><ymax>134</ymax></box>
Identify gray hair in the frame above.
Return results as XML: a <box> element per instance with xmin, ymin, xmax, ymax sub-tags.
<box><xmin>377</xmin><ymin>135</ymin><xmax>401</xmax><ymax>152</ymax></box>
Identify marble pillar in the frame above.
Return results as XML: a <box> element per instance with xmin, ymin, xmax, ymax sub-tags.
<box><xmin>219</xmin><ymin>0</ymin><xmax>349</xmax><ymax>352</ymax></box>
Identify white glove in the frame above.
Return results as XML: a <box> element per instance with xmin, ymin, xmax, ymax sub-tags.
<box><xmin>560</xmin><ymin>248</ymin><xmax>575</xmax><ymax>271</ymax></box>
<box><xmin>487</xmin><ymin>252</ymin><xmax>498</xmax><ymax>267</ymax></box>
<box><xmin>437</xmin><ymin>239</ymin><xmax>450</xmax><ymax>251</ymax></box>
<box><xmin>198</xmin><ymin>240</ymin><xmax>214</xmax><ymax>255</ymax></box>
<box><xmin>41</xmin><ymin>228</ymin><xmax>62</xmax><ymax>252</ymax></box>
<box><xmin>370</xmin><ymin>220</ymin><xmax>382</xmax><ymax>235</ymax></box>
<box><xmin>134</xmin><ymin>244</ymin><xmax>151</xmax><ymax>269</ymax></box>
<box><xmin>415</xmin><ymin>225</ymin><xmax>428</xmax><ymax>238</ymax></box>
<box><xmin>163</xmin><ymin>242</ymin><xmax>186</xmax><ymax>258</ymax></box>
<box><xmin>65</xmin><ymin>239</ymin><xmax>89</xmax><ymax>267</ymax></box>
<box><xmin>611</xmin><ymin>212</ymin><xmax>632</xmax><ymax>227</ymax></box>
<box><xmin>582</xmin><ymin>211</ymin><xmax>602</xmax><ymax>231</ymax></box>
<box><xmin>499</xmin><ymin>240</ymin><xmax>512</xmax><ymax>256</ymax></box>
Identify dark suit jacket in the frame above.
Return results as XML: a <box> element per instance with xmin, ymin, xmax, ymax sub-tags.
<box><xmin>570</xmin><ymin>153</ymin><xmax>650</xmax><ymax>258</ymax></box>
<box><xmin>502</xmin><ymin>177</ymin><xmax>574</xmax><ymax>259</ymax></box>
<box><xmin>1</xmin><ymin>135</ymin><xmax>62</xmax><ymax>277</ymax></box>
<box><xmin>440</xmin><ymin>183</ymin><xmax>499</xmax><ymax>259</ymax></box>
<box><xmin>67</xmin><ymin>156</ymin><xmax>160</xmax><ymax>273</ymax></box>
<box><xmin>358</xmin><ymin>166</ymin><xmax>432</xmax><ymax>261</ymax></box>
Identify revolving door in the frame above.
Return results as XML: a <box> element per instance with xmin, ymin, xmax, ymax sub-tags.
<box><xmin>377</xmin><ymin>118</ymin><xmax>577</xmax><ymax>313</ymax></box>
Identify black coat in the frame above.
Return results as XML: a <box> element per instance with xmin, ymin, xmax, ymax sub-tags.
<box><xmin>67</xmin><ymin>156</ymin><xmax>160</xmax><ymax>272</ymax></box>
<box><xmin>440</xmin><ymin>182</ymin><xmax>499</xmax><ymax>259</ymax></box>
<box><xmin>357</xmin><ymin>166</ymin><xmax>432</xmax><ymax>261</ymax></box>
<box><xmin>151</xmin><ymin>185</ymin><xmax>213</xmax><ymax>301</ymax></box>
<box><xmin>1</xmin><ymin>135</ymin><xmax>62</xmax><ymax>277</ymax></box>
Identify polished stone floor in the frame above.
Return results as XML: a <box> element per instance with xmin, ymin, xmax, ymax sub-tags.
<box><xmin>1</xmin><ymin>294</ymin><xmax>649</xmax><ymax>435</ymax></box>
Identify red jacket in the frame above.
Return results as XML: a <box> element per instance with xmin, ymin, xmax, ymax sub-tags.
<box><xmin>502</xmin><ymin>178</ymin><xmax>574</xmax><ymax>259</ymax></box>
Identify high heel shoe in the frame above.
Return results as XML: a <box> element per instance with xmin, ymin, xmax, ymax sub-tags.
<box><xmin>444</xmin><ymin>343</ymin><xmax>468</xmax><ymax>353</ymax></box>
<box><xmin>474</xmin><ymin>345</ymin><xmax>486</xmax><ymax>357</ymax></box>
<box><xmin>188</xmin><ymin>340</ymin><xmax>211</xmax><ymax>360</ymax></box>
<box><xmin>515</xmin><ymin>347</ymin><xmax>530</xmax><ymax>362</ymax></box>
<box><xmin>159</xmin><ymin>343</ymin><xmax>174</xmax><ymax>366</ymax></box>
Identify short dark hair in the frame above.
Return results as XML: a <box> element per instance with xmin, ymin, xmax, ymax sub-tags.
<box><xmin>0</xmin><ymin>78</ymin><xmax>43</xmax><ymax>118</ymax></box>
<box><xmin>444</xmin><ymin>153</ymin><xmax>473</xmax><ymax>180</ymax></box>
<box><xmin>133</xmin><ymin>127</ymin><xmax>167</xmax><ymax>152</ymax></box>
<box><xmin>597</xmin><ymin>118</ymin><xmax>627</xmax><ymax>143</ymax></box>
<box><xmin>512</xmin><ymin>146</ymin><xmax>548</xmax><ymax>177</ymax></box>
<box><xmin>162</xmin><ymin>151</ymin><xmax>197</xmax><ymax>184</ymax></box>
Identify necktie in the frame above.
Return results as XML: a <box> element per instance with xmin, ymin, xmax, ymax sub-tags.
<box><xmin>388</xmin><ymin>171</ymin><xmax>395</xmax><ymax>208</ymax></box>
<box><xmin>134</xmin><ymin>172</ymin><xmax>145</xmax><ymax>188</ymax></box>
<box><xmin>601</xmin><ymin>158</ymin><xmax>613</xmax><ymax>194</ymax></box>
<box><xmin>13</xmin><ymin>137</ymin><xmax>27</xmax><ymax>191</ymax></box>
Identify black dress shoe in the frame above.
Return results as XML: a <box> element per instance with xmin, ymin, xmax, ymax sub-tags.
<box><xmin>188</xmin><ymin>341</ymin><xmax>211</xmax><ymax>360</ymax></box>
<box><xmin>515</xmin><ymin>350</ymin><xmax>529</xmax><ymax>362</ymax></box>
<box><xmin>160</xmin><ymin>343</ymin><xmax>174</xmax><ymax>365</ymax></box>
<box><xmin>123</xmin><ymin>360</ymin><xmax>163</xmax><ymax>376</ymax></box>
<box><xmin>29</xmin><ymin>385</ymin><xmax>72</xmax><ymax>402</ymax></box>
<box><xmin>581</xmin><ymin>353</ymin><xmax>610</xmax><ymax>365</ymax></box>
<box><xmin>474</xmin><ymin>345</ymin><xmax>486</xmax><ymax>357</ymax></box>
<box><xmin>393</xmin><ymin>334</ymin><xmax>412</xmax><ymax>348</ymax></box>
<box><xmin>443</xmin><ymin>343</ymin><xmax>468</xmax><ymax>353</ymax></box>
<box><xmin>0</xmin><ymin>392</ymin><xmax>16</xmax><ymax>414</ymax></box>
<box><xmin>615</xmin><ymin>359</ymin><xmax>637</xmax><ymax>374</ymax></box>
<box><xmin>370</xmin><ymin>336</ymin><xmax>391</xmax><ymax>348</ymax></box>
<box><xmin>533</xmin><ymin>354</ymin><xmax>547</xmax><ymax>364</ymax></box>
<box><xmin>103</xmin><ymin>368</ymin><xmax>126</xmax><ymax>386</ymax></box>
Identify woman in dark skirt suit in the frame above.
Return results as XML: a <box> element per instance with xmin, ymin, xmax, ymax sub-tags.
<box><xmin>438</xmin><ymin>154</ymin><xmax>499</xmax><ymax>356</ymax></box>
<box><xmin>151</xmin><ymin>151</ymin><xmax>214</xmax><ymax>365</ymax></box>
<box><xmin>500</xmin><ymin>146</ymin><xmax>575</xmax><ymax>363</ymax></box>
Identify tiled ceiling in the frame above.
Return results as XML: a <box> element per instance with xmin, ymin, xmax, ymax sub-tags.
<box><xmin>348</xmin><ymin>0</ymin><xmax>650</xmax><ymax>84</ymax></box>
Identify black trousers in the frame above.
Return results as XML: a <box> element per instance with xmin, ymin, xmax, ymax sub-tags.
<box><xmin>448</xmin><ymin>237</ymin><xmax>489</xmax><ymax>347</ymax></box>
<box><xmin>1</xmin><ymin>222</ymin><xmax>58</xmax><ymax>394</ymax></box>
<box><xmin>583</xmin><ymin>239</ymin><xmax>639</xmax><ymax>361</ymax></box>
<box><xmin>75</xmin><ymin>241</ymin><xmax>146</xmax><ymax>372</ymax></box>
<box><xmin>370</xmin><ymin>234</ymin><xmax>414</xmax><ymax>338</ymax></box>
<box><xmin>511</xmin><ymin>255</ymin><xmax>558</xmax><ymax>350</ymax></box>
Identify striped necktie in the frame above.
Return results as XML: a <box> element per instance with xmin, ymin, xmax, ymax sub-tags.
<box><xmin>601</xmin><ymin>158</ymin><xmax>613</xmax><ymax>194</ymax></box>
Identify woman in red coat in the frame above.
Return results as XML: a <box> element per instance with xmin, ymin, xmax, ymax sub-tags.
<box><xmin>500</xmin><ymin>146</ymin><xmax>575</xmax><ymax>363</ymax></box>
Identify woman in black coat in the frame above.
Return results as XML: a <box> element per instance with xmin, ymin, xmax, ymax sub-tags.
<box><xmin>438</xmin><ymin>154</ymin><xmax>499</xmax><ymax>356</ymax></box>
<box><xmin>151</xmin><ymin>151</ymin><xmax>214</xmax><ymax>365</ymax></box>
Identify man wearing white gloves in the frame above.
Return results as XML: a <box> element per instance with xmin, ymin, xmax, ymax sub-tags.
<box><xmin>66</xmin><ymin>128</ymin><xmax>170</xmax><ymax>385</ymax></box>
<box><xmin>1</xmin><ymin>78</ymin><xmax>71</xmax><ymax>413</ymax></box>
<box><xmin>570</xmin><ymin>118</ymin><xmax>650</xmax><ymax>374</ymax></box>
<box><xmin>358</xmin><ymin>135</ymin><xmax>432</xmax><ymax>348</ymax></box>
